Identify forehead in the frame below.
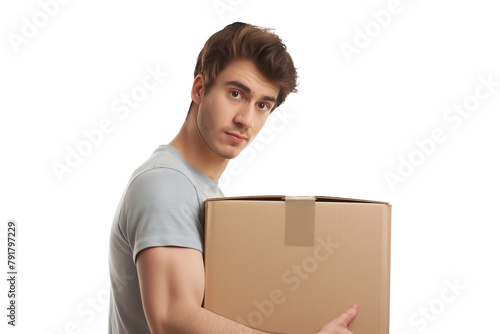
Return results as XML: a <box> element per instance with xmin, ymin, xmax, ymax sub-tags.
<box><xmin>215</xmin><ymin>59</ymin><xmax>279</xmax><ymax>98</ymax></box>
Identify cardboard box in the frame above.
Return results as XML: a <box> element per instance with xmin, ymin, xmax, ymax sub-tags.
<box><xmin>204</xmin><ymin>195</ymin><xmax>391</xmax><ymax>334</ymax></box>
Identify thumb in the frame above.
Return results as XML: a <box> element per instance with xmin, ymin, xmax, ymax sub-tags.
<box><xmin>335</xmin><ymin>304</ymin><xmax>359</xmax><ymax>328</ymax></box>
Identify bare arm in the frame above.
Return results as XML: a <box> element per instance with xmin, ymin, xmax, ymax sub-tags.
<box><xmin>136</xmin><ymin>246</ymin><xmax>358</xmax><ymax>334</ymax></box>
<box><xmin>137</xmin><ymin>246</ymin><xmax>269</xmax><ymax>334</ymax></box>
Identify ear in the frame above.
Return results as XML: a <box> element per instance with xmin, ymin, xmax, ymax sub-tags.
<box><xmin>191</xmin><ymin>74</ymin><xmax>205</xmax><ymax>105</ymax></box>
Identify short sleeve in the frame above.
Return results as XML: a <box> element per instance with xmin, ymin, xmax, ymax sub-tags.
<box><xmin>121</xmin><ymin>168</ymin><xmax>204</xmax><ymax>262</ymax></box>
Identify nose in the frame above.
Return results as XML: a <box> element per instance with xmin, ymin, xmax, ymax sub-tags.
<box><xmin>233</xmin><ymin>104</ymin><xmax>254</xmax><ymax>129</ymax></box>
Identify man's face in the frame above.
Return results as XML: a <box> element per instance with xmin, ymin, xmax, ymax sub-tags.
<box><xmin>194</xmin><ymin>59</ymin><xmax>279</xmax><ymax>160</ymax></box>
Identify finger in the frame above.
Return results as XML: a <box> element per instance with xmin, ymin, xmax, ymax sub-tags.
<box><xmin>335</xmin><ymin>304</ymin><xmax>359</xmax><ymax>327</ymax></box>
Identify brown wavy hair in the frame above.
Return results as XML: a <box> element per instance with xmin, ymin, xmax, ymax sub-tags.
<box><xmin>192</xmin><ymin>22</ymin><xmax>298</xmax><ymax>112</ymax></box>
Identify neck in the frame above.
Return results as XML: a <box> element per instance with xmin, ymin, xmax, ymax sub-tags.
<box><xmin>169</xmin><ymin>107</ymin><xmax>229</xmax><ymax>181</ymax></box>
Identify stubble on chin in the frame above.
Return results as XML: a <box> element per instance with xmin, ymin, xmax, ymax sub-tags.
<box><xmin>211</xmin><ymin>144</ymin><xmax>242</xmax><ymax>160</ymax></box>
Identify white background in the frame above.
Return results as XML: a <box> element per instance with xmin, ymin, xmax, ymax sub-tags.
<box><xmin>1</xmin><ymin>0</ymin><xmax>499</xmax><ymax>333</ymax></box>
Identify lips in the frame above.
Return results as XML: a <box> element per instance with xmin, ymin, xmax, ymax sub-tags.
<box><xmin>225</xmin><ymin>131</ymin><xmax>246</xmax><ymax>143</ymax></box>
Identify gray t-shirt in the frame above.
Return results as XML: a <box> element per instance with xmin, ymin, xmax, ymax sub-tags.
<box><xmin>108</xmin><ymin>145</ymin><xmax>224</xmax><ymax>334</ymax></box>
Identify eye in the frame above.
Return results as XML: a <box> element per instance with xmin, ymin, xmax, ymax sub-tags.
<box><xmin>257</xmin><ymin>102</ymin><xmax>271</xmax><ymax>112</ymax></box>
<box><xmin>229</xmin><ymin>90</ymin><xmax>242</xmax><ymax>99</ymax></box>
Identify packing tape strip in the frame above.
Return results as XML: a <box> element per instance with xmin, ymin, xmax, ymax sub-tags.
<box><xmin>284</xmin><ymin>197</ymin><xmax>316</xmax><ymax>247</ymax></box>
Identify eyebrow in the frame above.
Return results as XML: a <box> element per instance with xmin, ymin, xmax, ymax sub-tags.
<box><xmin>225</xmin><ymin>80</ymin><xmax>277</xmax><ymax>103</ymax></box>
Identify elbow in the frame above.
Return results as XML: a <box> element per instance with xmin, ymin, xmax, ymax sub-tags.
<box><xmin>147</xmin><ymin>305</ymin><xmax>199</xmax><ymax>334</ymax></box>
<box><xmin>147</xmin><ymin>315</ymin><xmax>177</xmax><ymax>334</ymax></box>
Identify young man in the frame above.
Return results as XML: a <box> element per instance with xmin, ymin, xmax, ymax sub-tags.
<box><xmin>108</xmin><ymin>22</ymin><xmax>359</xmax><ymax>334</ymax></box>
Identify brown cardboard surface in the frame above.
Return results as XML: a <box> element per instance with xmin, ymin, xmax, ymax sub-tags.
<box><xmin>204</xmin><ymin>196</ymin><xmax>391</xmax><ymax>334</ymax></box>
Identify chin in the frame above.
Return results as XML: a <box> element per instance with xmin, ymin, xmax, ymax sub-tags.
<box><xmin>215</xmin><ymin>150</ymin><xmax>239</xmax><ymax>160</ymax></box>
<box><xmin>213</xmin><ymin>146</ymin><xmax>242</xmax><ymax>160</ymax></box>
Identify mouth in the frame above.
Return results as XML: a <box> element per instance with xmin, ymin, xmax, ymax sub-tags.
<box><xmin>225</xmin><ymin>131</ymin><xmax>246</xmax><ymax>143</ymax></box>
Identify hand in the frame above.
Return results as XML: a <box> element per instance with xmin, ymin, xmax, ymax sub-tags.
<box><xmin>316</xmin><ymin>304</ymin><xmax>359</xmax><ymax>334</ymax></box>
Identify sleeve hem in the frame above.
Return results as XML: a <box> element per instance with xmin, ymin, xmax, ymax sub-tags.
<box><xmin>133</xmin><ymin>238</ymin><xmax>203</xmax><ymax>263</ymax></box>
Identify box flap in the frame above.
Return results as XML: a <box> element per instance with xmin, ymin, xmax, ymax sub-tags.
<box><xmin>206</xmin><ymin>195</ymin><xmax>286</xmax><ymax>202</ymax></box>
<box><xmin>207</xmin><ymin>195</ymin><xmax>390</xmax><ymax>206</ymax></box>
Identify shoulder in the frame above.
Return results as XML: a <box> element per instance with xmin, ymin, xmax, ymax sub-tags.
<box><xmin>127</xmin><ymin>167</ymin><xmax>200</xmax><ymax>204</ymax></box>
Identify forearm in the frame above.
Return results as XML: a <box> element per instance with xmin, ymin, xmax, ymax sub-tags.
<box><xmin>159</xmin><ymin>305</ymin><xmax>278</xmax><ymax>334</ymax></box>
